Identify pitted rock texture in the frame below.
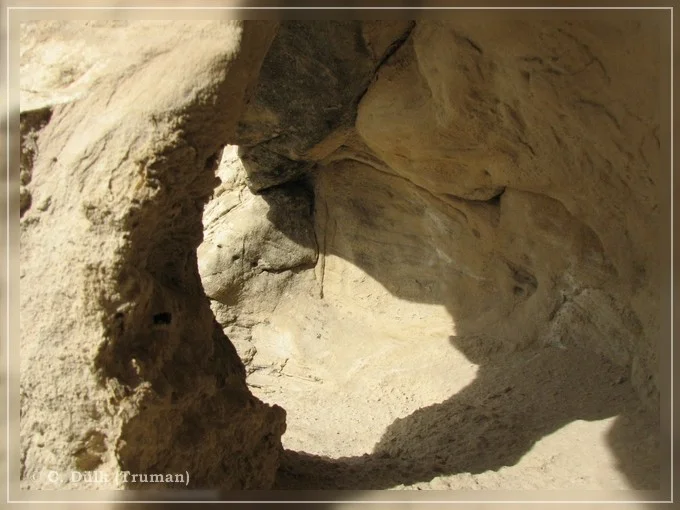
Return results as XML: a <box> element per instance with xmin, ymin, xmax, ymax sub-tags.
<box><xmin>19</xmin><ymin>106</ymin><xmax>52</xmax><ymax>217</ymax></box>
<box><xmin>20</xmin><ymin>20</ymin><xmax>285</xmax><ymax>490</ymax></box>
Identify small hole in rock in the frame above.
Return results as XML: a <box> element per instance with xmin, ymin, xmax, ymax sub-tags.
<box><xmin>205</xmin><ymin>152</ymin><xmax>219</xmax><ymax>170</ymax></box>
<box><xmin>152</xmin><ymin>312</ymin><xmax>172</xmax><ymax>325</ymax></box>
<box><xmin>232</xmin><ymin>254</ymin><xmax>240</xmax><ymax>261</ymax></box>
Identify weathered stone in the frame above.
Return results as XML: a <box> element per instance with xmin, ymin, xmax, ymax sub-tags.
<box><xmin>20</xmin><ymin>20</ymin><xmax>285</xmax><ymax>490</ymax></box>
<box><xmin>355</xmin><ymin>18</ymin><xmax>662</xmax><ymax>408</ymax></box>
<box><xmin>20</xmin><ymin>17</ymin><xmax>664</xmax><ymax>493</ymax></box>
<box><xmin>199</xmin><ymin>148</ymin><xmax>317</xmax><ymax>307</ymax></box>
<box><xmin>234</xmin><ymin>20</ymin><xmax>414</xmax><ymax>190</ymax></box>
<box><xmin>198</xmin><ymin>17</ymin><xmax>662</xmax><ymax>490</ymax></box>
<box><xmin>18</xmin><ymin>106</ymin><xmax>52</xmax><ymax>217</ymax></box>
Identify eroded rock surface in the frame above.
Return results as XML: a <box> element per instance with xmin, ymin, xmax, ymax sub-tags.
<box><xmin>19</xmin><ymin>16</ymin><xmax>664</xmax><ymax>493</ymax></box>
<box><xmin>20</xmin><ymin>20</ymin><xmax>285</xmax><ymax>490</ymax></box>
<box><xmin>234</xmin><ymin>20</ymin><xmax>414</xmax><ymax>190</ymax></box>
<box><xmin>206</xmin><ymin>17</ymin><xmax>662</xmax><ymax>408</ymax></box>
<box><xmin>354</xmin><ymin>19</ymin><xmax>662</xmax><ymax>405</ymax></box>
<box><xmin>199</xmin><ymin>17</ymin><xmax>664</xmax><ymax>490</ymax></box>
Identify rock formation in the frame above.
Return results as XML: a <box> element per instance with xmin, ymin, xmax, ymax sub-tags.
<box><xmin>19</xmin><ymin>16</ymin><xmax>664</xmax><ymax>492</ymax></box>
<box><xmin>203</xmin><ymin>17</ymin><xmax>662</xmax><ymax>410</ymax></box>
<box><xmin>20</xmin><ymin>21</ymin><xmax>285</xmax><ymax>490</ymax></box>
<box><xmin>200</xmin><ymin>18</ymin><xmax>664</xmax><ymax>490</ymax></box>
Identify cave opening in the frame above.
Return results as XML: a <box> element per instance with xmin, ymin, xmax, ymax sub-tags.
<box><xmin>18</xmin><ymin>18</ymin><xmax>665</xmax><ymax>494</ymax></box>
<box><xmin>191</xmin><ymin>17</ymin><xmax>663</xmax><ymax>491</ymax></box>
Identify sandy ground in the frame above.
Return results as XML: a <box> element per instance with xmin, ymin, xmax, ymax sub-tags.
<box><xmin>223</xmin><ymin>270</ymin><xmax>660</xmax><ymax>491</ymax></box>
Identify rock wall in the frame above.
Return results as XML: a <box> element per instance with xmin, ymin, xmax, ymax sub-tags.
<box><xmin>20</xmin><ymin>21</ymin><xmax>286</xmax><ymax>490</ymax></box>
<box><xmin>202</xmin><ymin>18</ymin><xmax>663</xmax><ymax>412</ymax></box>
<box><xmin>354</xmin><ymin>18</ymin><xmax>662</xmax><ymax>407</ymax></box>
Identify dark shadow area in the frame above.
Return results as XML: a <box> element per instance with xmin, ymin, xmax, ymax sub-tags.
<box><xmin>259</xmin><ymin>179</ymin><xmax>318</xmax><ymax>256</ymax></box>
<box><xmin>233</xmin><ymin>19</ymin><xmax>415</xmax><ymax>192</ymax></box>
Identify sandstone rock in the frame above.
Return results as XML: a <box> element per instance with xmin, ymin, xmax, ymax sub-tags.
<box><xmin>19</xmin><ymin>106</ymin><xmax>52</xmax><ymax>217</ymax></box>
<box><xmin>20</xmin><ymin>20</ymin><xmax>285</xmax><ymax>490</ymax></box>
<box><xmin>197</xmin><ymin>17</ymin><xmax>662</xmax><ymax>490</ymax></box>
<box><xmin>234</xmin><ymin>20</ymin><xmax>413</xmax><ymax>190</ymax></box>
<box><xmin>354</xmin><ymin>18</ymin><xmax>662</xmax><ymax>408</ymax></box>
<box><xmin>19</xmin><ymin>16</ymin><xmax>664</xmax><ymax>494</ymax></box>
<box><xmin>199</xmin><ymin>147</ymin><xmax>317</xmax><ymax>310</ymax></box>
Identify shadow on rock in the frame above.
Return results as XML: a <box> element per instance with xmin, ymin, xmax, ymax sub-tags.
<box><xmin>234</xmin><ymin>172</ymin><xmax>661</xmax><ymax>492</ymax></box>
<box><xmin>217</xmin><ymin>16</ymin><xmax>663</xmax><ymax>493</ymax></box>
<box><xmin>235</xmin><ymin>172</ymin><xmax>661</xmax><ymax>492</ymax></box>
<box><xmin>274</xmin><ymin>345</ymin><xmax>659</xmax><ymax>490</ymax></box>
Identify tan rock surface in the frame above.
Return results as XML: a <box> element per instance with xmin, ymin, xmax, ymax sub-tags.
<box><xmin>355</xmin><ymin>18</ymin><xmax>662</xmax><ymax>407</ymax></box>
<box><xmin>202</xmin><ymin>155</ymin><xmax>659</xmax><ymax>491</ymax></box>
<box><xmin>19</xmin><ymin>16</ymin><xmax>664</xmax><ymax>494</ymax></box>
<box><xmin>199</xmin><ymin>17</ymin><xmax>663</xmax><ymax>491</ymax></box>
<box><xmin>20</xmin><ymin>20</ymin><xmax>285</xmax><ymax>490</ymax></box>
